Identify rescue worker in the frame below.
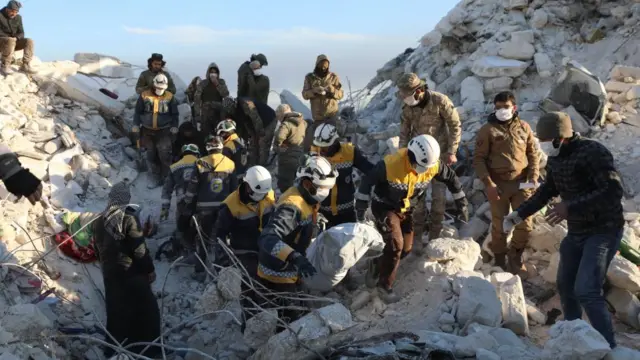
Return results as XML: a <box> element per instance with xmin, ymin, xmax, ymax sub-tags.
<box><xmin>190</xmin><ymin>62</ymin><xmax>230</xmax><ymax>136</ymax></box>
<box><xmin>237</xmin><ymin>53</ymin><xmax>270</xmax><ymax>104</ymax></box>
<box><xmin>0</xmin><ymin>143</ymin><xmax>42</xmax><ymax>204</ymax></box>
<box><xmin>504</xmin><ymin>112</ymin><xmax>624</xmax><ymax>350</ymax></box>
<box><xmin>132</xmin><ymin>73</ymin><xmax>179</xmax><ymax>188</ymax></box>
<box><xmin>473</xmin><ymin>91</ymin><xmax>539</xmax><ymax>275</ymax></box>
<box><xmin>257</xmin><ymin>155</ymin><xmax>337</xmax><ymax>321</ymax></box>
<box><xmin>221</xmin><ymin>96</ymin><xmax>275</xmax><ymax>167</ymax></box>
<box><xmin>301</xmin><ymin>54</ymin><xmax>344</xmax><ymax>150</ymax></box>
<box><xmin>160</xmin><ymin>144</ymin><xmax>200</xmax><ymax>255</ymax></box>
<box><xmin>397</xmin><ymin>72</ymin><xmax>461</xmax><ymax>243</ymax></box>
<box><xmin>273</xmin><ymin>104</ymin><xmax>307</xmax><ymax>193</ymax></box>
<box><xmin>212</xmin><ymin>165</ymin><xmax>275</xmax><ymax>279</ymax></box>
<box><xmin>217</xmin><ymin>119</ymin><xmax>248</xmax><ymax>182</ymax></box>
<box><xmin>182</xmin><ymin>136</ymin><xmax>236</xmax><ymax>279</ymax></box>
<box><xmin>171</xmin><ymin>121</ymin><xmax>206</xmax><ymax>162</ymax></box>
<box><xmin>135</xmin><ymin>53</ymin><xmax>177</xmax><ymax>95</ymax></box>
<box><xmin>355</xmin><ymin>135</ymin><xmax>468</xmax><ymax>303</ymax></box>
<box><xmin>0</xmin><ymin>1</ymin><xmax>36</xmax><ymax>75</ymax></box>
<box><xmin>92</xmin><ymin>182</ymin><xmax>160</xmax><ymax>358</ymax></box>
<box><xmin>311</xmin><ymin>123</ymin><xmax>374</xmax><ymax>227</ymax></box>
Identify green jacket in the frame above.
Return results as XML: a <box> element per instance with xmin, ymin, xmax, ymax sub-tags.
<box><xmin>0</xmin><ymin>7</ymin><xmax>24</xmax><ymax>38</ymax></box>
<box><xmin>237</xmin><ymin>61</ymin><xmax>270</xmax><ymax>104</ymax></box>
<box><xmin>135</xmin><ymin>69</ymin><xmax>177</xmax><ymax>95</ymax></box>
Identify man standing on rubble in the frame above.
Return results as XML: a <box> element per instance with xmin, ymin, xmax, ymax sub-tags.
<box><xmin>0</xmin><ymin>1</ymin><xmax>36</xmax><ymax>75</ymax></box>
<box><xmin>135</xmin><ymin>53</ymin><xmax>177</xmax><ymax>95</ymax></box>
<box><xmin>237</xmin><ymin>53</ymin><xmax>270</xmax><ymax>104</ymax></box>
<box><xmin>355</xmin><ymin>135</ymin><xmax>468</xmax><ymax>303</ymax></box>
<box><xmin>92</xmin><ymin>182</ymin><xmax>160</xmax><ymax>358</ymax></box>
<box><xmin>302</xmin><ymin>54</ymin><xmax>344</xmax><ymax>150</ymax></box>
<box><xmin>473</xmin><ymin>91</ymin><xmax>539</xmax><ymax>276</ymax></box>
<box><xmin>132</xmin><ymin>73</ymin><xmax>180</xmax><ymax>188</ymax></box>
<box><xmin>504</xmin><ymin>112</ymin><xmax>624</xmax><ymax>349</ymax></box>
<box><xmin>182</xmin><ymin>136</ymin><xmax>236</xmax><ymax>280</ymax></box>
<box><xmin>397</xmin><ymin>73</ymin><xmax>461</xmax><ymax>244</ymax></box>
<box><xmin>191</xmin><ymin>62</ymin><xmax>230</xmax><ymax>136</ymax></box>
<box><xmin>273</xmin><ymin>104</ymin><xmax>307</xmax><ymax>193</ymax></box>
<box><xmin>257</xmin><ymin>155</ymin><xmax>336</xmax><ymax>321</ymax></box>
<box><xmin>221</xmin><ymin>96</ymin><xmax>274</xmax><ymax>167</ymax></box>
<box><xmin>0</xmin><ymin>143</ymin><xmax>42</xmax><ymax>204</ymax></box>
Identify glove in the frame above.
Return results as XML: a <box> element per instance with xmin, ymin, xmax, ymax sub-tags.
<box><xmin>355</xmin><ymin>199</ymin><xmax>368</xmax><ymax>222</ymax></box>
<box><xmin>503</xmin><ymin>211</ymin><xmax>523</xmax><ymax>233</ymax></box>
<box><xmin>3</xmin><ymin>169</ymin><xmax>42</xmax><ymax>204</ymax></box>
<box><xmin>160</xmin><ymin>204</ymin><xmax>169</xmax><ymax>221</ymax></box>
<box><xmin>170</xmin><ymin>127</ymin><xmax>179</xmax><ymax>135</ymax></box>
<box><xmin>196</xmin><ymin>122</ymin><xmax>202</xmax><ymax>131</ymax></box>
<box><xmin>289</xmin><ymin>252</ymin><xmax>316</xmax><ymax>278</ymax></box>
<box><xmin>454</xmin><ymin>197</ymin><xmax>469</xmax><ymax>223</ymax></box>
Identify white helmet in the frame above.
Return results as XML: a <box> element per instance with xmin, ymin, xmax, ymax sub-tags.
<box><xmin>216</xmin><ymin>119</ymin><xmax>237</xmax><ymax>135</ymax></box>
<box><xmin>313</xmin><ymin>123</ymin><xmax>339</xmax><ymax>147</ymax></box>
<box><xmin>295</xmin><ymin>154</ymin><xmax>338</xmax><ymax>189</ymax></box>
<box><xmin>205</xmin><ymin>135</ymin><xmax>224</xmax><ymax>153</ymax></box>
<box><xmin>407</xmin><ymin>134</ymin><xmax>440</xmax><ymax>172</ymax></box>
<box><xmin>244</xmin><ymin>166</ymin><xmax>272</xmax><ymax>201</ymax></box>
<box><xmin>153</xmin><ymin>74</ymin><xmax>169</xmax><ymax>90</ymax></box>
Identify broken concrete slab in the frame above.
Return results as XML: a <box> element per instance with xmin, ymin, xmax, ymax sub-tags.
<box><xmin>471</xmin><ymin>56</ymin><xmax>530</xmax><ymax>78</ymax></box>
<box><xmin>243</xmin><ymin>310</ymin><xmax>278</xmax><ymax>350</ymax></box>
<box><xmin>216</xmin><ymin>267</ymin><xmax>242</xmax><ymax>301</ymax></box>
<box><xmin>499</xmin><ymin>41</ymin><xmax>535</xmax><ymax>61</ymax></box>
<box><xmin>490</xmin><ymin>272</ymin><xmax>529</xmax><ymax>335</ymax></box>
<box><xmin>457</xmin><ymin>277</ymin><xmax>502</xmax><ymax>327</ymax></box>
<box><xmin>610</xmin><ymin>65</ymin><xmax>640</xmax><ymax>81</ymax></box>
<box><xmin>541</xmin><ymin>319</ymin><xmax>611</xmax><ymax>360</ymax></box>
<box><xmin>605</xmin><ymin>287</ymin><xmax>640</xmax><ymax>329</ymax></box>
<box><xmin>607</xmin><ymin>255</ymin><xmax>640</xmax><ymax>293</ymax></box>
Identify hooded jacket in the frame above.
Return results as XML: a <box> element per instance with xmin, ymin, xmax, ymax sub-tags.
<box><xmin>237</xmin><ymin>55</ymin><xmax>270</xmax><ymax>104</ymax></box>
<box><xmin>257</xmin><ymin>185</ymin><xmax>319</xmax><ymax>284</ymax></box>
<box><xmin>0</xmin><ymin>7</ymin><xmax>24</xmax><ymax>39</ymax></box>
<box><xmin>192</xmin><ymin>63</ymin><xmax>230</xmax><ymax>125</ymax></box>
<box><xmin>302</xmin><ymin>55</ymin><xmax>344</xmax><ymax>121</ymax></box>
<box><xmin>274</xmin><ymin>112</ymin><xmax>307</xmax><ymax>150</ymax></box>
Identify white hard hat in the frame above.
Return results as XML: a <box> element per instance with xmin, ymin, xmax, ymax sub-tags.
<box><xmin>313</xmin><ymin>123</ymin><xmax>339</xmax><ymax>147</ymax></box>
<box><xmin>295</xmin><ymin>154</ymin><xmax>338</xmax><ymax>189</ymax></box>
<box><xmin>244</xmin><ymin>166</ymin><xmax>272</xmax><ymax>195</ymax></box>
<box><xmin>205</xmin><ymin>135</ymin><xmax>224</xmax><ymax>152</ymax></box>
<box><xmin>153</xmin><ymin>74</ymin><xmax>169</xmax><ymax>90</ymax></box>
<box><xmin>407</xmin><ymin>134</ymin><xmax>440</xmax><ymax>168</ymax></box>
<box><xmin>216</xmin><ymin>119</ymin><xmax>236</xmax><ymax>135</ymax></box>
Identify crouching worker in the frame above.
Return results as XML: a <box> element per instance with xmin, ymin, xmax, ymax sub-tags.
<box><xmin>355</xmin><ymin>134</ymin><xmax>469</xmax><ymax>303</ymax></box>
<box><xmin>503</xmin><ymin>112</ymin><xmax>624</xmax><ymax>349</ymax></box>
<box><xmin>182</xmin><ymin>136</ymin><xmax>236</xmax><ymax>280</ymax></box>
<box><xmin>159</xmin><ymin>144</ymin><xmax>200</xmax><ymax>258</ymax></box>
<box><xmin>92</xmin><ymin>182</ymin><xmax>160</xmax><ymax>358</ymax></box>
<box><xmin>217</xmin><ymin>119</ymin><xmax>248</xmax><ymax>182</ymax></box>
<box><xmin>212</xmin><ymin>166</ymin><xmax>275</xmax><ymax>305</ymax></box>
<box><xmin>274</xmin><ymin>104</ymin><xmax>307</xmax><ymax>193</ymax></box>
<box><xmin>257</xmin><ymin>155</ymin><xmax>337</xmax><ymax>322</ymax></box>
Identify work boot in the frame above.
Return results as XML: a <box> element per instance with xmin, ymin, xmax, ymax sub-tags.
<box><xmin>378</xmin><ymin>287</ymin><xmax>401</xmax><ymax>304</ymax></box>
<box><xmin>493</xmin><ymin>253</ymin><xmax>507</xmax><ymax>270</ymax></box>
<box><xmin>20</xmin><ymin>62</ymin><xmax>36</xmax><ymax>74</ymax></box>
<box><xmin>1</xmin><ymin>63</ymin><xmax>13</xmax><ymax>76</ymax></box>
<box><xmin>365</xmin><ymin>259</ymin><xmax>380</xmax><ymax>289</ymax></box>
<box><xmin>507</xmin><ymin>248</ymin><xmax>528</xmax><ymax>280</ymax></box>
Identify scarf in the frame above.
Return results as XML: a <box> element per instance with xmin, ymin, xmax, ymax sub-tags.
<box><xmin>103</xmin><ymin>182</ymin><xmax>132</xmax><ymax>241</ymax></box>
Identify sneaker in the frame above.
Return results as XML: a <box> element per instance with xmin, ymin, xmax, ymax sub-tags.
<box><xmin>20</xmin><ymin>62</ymin><xmax>36</xmax><ymax>74</ymax></box>
<box><xmin>365</xmin><ymin>259</ymin><xmax>379</xmax><ymax>289</ymax></box>
<box><xmin>378</xmin><ymin>287</ymin><xmax>401</xmax><ymax>304</ymax></box>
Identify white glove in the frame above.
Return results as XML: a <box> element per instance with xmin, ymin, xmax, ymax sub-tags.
<box><xmin>503</xmin><ymin>211</ymin><xmax>523</xmax><ymax>233</ymax></box>
<box><xmin>196</xmin><ymin>123</ymin><xmax>202</xmax><ymax>131</ymax></box>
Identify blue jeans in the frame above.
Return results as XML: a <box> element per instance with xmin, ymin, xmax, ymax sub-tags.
<box><xmin>557</xmin><ymin>229</ymin><xmax>623</xmax><ymax>348</ymax></box>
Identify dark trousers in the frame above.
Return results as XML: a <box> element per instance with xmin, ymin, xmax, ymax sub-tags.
<box><xmin>557</xmin><ymin>228</ymin><xmax>623</xmax><ymax>348</ymax></box>
<box><xmin>104</xmin><ymin>275</ymin><xmax>161</xmax><ymax>357</ymax></box>
<box><xmin>372</xmin><ymin>203</ymin><xmax>414</xmax><ymax>290</ymax></box>
<box><xmin>258</xmin><ymin>279</ymin><xmax>301</xmax><ymax>325</ymax></box>
<box><xmin>193</xmin><ymin>208</ymin><xmax>219</xmax><ymax>273</ymax></box>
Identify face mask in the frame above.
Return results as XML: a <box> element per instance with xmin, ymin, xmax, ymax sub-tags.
<box><xmin>253</xmin><ymin>69</ymin><xmax>262</xmax><ymax>76</ymax></box>
<box><xmin>495</xmin><ymin>108</ymin><xmax>513</xmax><ymax>122</ymax></box>
<box><xmin>155</xmin><ymin>89</ymin><xmax>165</xmax><ymax>96</ymax></box>
<box><xmin>413</xmin><ymin>163</ymin><xmax>428</xmax><ymax>174</ymax></box>
<box><xmin>249</xmin><ymin>192</ymin><xmax>266</xmax><ymax>202</ymax></box>
<box><xmin>542</xmin><ymin>140</ymin><xmax>563</xmax><ymax>157</ymax></box>
<box><xmin>312</xmin><ymin>187</ymin><xmax>331</xmax><ymax>202</ymax></box>
<box><xmin>403</xmin><ymin>93</ymin><xmax>419</xmax><ymax>107</ymax></box>
<box><xmin>209</xmin><ymin>73</ymin><xmax>218</xmax><ymax>81</ymax></box>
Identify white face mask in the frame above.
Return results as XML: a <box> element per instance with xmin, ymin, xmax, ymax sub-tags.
<box><xmin>253</xmin><ymin>69</ymin><xmax>262</xmax><ymax>76</ymax></box>
<box><xmin>403</xmin><ymin>94</ymin><xmax>419</xmax><ymax>107</ymax></box>
<box><xmin>155</xmin><ymin>88</ymin><xmax>165</xmax><ymax>96</ymax></box>
<box><xmin>541</xmin><ymin>141</ymin><xmax>562</xmax><ymax>157</ymax></box>
<box><xmin>413</xmin><ymin>163</ymin><xmax>428</xmax><ymax>174</ymax></box>
<box><xmin>249</xmin><ymin>191</ymin><xmax>267</xmax><ymax>202</ymax></box>
<box><xmin>312</xmin><ymin>188</ymin><xmax>331</xmax><ymax>202</ymax></box>
<box><xmin>495</xmin><ymin>108</ymin><xmax>514</xmax><ymax>122</ymax></box>
<box><xmin>209</xmin><ymin>73</ymin><xmax>218</xmax><ymax>81</ymax></box>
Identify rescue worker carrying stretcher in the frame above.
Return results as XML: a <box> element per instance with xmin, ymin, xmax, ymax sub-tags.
<box><xmin>355</xmin><ymin>134</ymin><xmax>469</xmax><ymax>303</ymax></box>
<box><xmin>257</xmin><ymin>155</ymin><xmax>337</xmax><ymax>322</ymax></box>
<box><xmin>160</xmin><ymin>144</ymin><xmax>200</xmax><ymax>257</ymax></box>
<box><xmin>217</xmin><ymin>119</ymin><xmax>248</xmax><ymax>182</ymax></box>
<box><xmin>182</xmin><ymin>136</ymin><xmax>237</xmax><ymax>280</ymax></box>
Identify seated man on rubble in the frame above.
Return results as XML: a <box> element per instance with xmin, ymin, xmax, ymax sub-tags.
<box><xmin>355</xmin><ymin>134</ymin><xmax>469</xmax><ymax>303</ymax></box>
<box><xmin>212</xmin><ymin>165</ymin><xmax>275</xmax><ymax>279</ymax></box>
<box><xmin>92</xmin><ymin>182</ymin><xmax>160</xmax><ymax>358</ymax></box>
<box><xmin>135</xmin><ymin>53</ymin><xmax>177</xmax><ymax>95</ymax></box>
<box><xmin>217</xmin><ymin>119</ymin><xmax>248</xmax><ymax>182</ymax></box>
<box><xmin>257</xmin><ymin>155</ymin><xmax>336</xmax><ymax>322</ymax></box>
<box><xmin>504</xmin><ymin>112</ymin><xmax>624</xmax><ymax>350</ymax></box>
<box><xmin>0</xmin><ymin>1</ymin><xmax>36</xmax><ymax>75</ymax></box>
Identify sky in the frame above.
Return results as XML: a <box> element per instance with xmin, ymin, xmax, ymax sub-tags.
<box><xmin>18</xmin><ymin>0</ymin><xmax>457</xmax><ymax>97</ymax></box>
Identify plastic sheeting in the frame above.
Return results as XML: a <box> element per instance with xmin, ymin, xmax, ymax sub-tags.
<box><xmin>303</xmin><ymin>223</ymin><xmax>385</xmax><ymax>292</ymax></box>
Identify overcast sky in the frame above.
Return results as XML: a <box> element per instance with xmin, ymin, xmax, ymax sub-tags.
<box><xmin>21</xmin><ymin>0</ymin><xmax>457</xmax><ymax>96</ymax></box>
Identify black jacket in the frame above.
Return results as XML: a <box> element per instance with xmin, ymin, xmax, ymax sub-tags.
<box><xmin>517</xmin><ymin>135</ymin><xmax>624</xmax><ymax>234</ymax></box>
<box><xmin>0</xmin><ymin>8</ymin><xmax>24</xmax><ymax>38</ymax></box>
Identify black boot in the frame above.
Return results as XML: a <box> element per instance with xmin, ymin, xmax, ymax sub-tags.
<box><xmin>493</xmin><ymin>253</ymin><xmax>507</xmax><ymax>270</ymax></box>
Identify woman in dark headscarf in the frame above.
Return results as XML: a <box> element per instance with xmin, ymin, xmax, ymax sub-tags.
<box><xmin>92</xmin><ymin>182</ymin><xmax>161</xmax><ymax>358</ymax></box>
<box><xmin>172</xmin><ymin>122</ymin><xmax>206</xmax><ymax>162</ymax></box>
